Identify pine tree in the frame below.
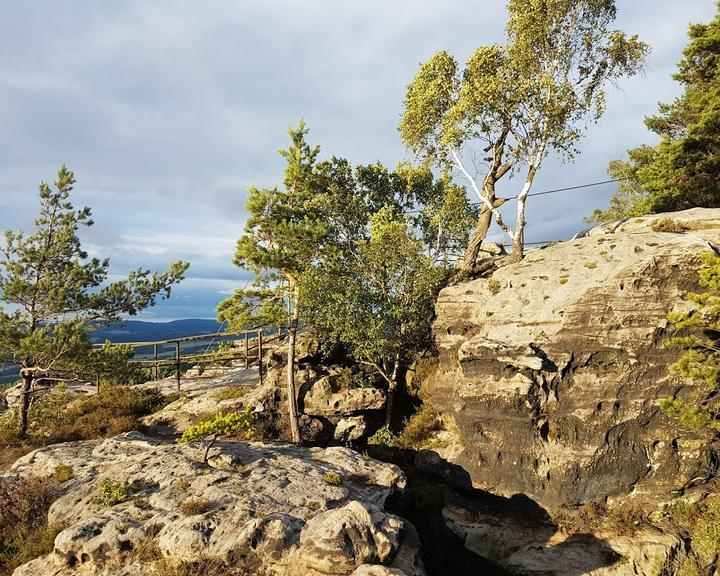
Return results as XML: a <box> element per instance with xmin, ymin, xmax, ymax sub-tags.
<box><xmin>591</xmin><ymin>4</ymin><xmax>720</xmax><ymax>223</ymax></box>
<box><xmin>0</xmin><ymin>166</ymin><xmax>188</xmax><ymax>435</ymax></box>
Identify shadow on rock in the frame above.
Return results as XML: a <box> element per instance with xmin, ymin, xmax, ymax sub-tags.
<box><xmin>380</xmin><ymin>447</ymin><xmax>624</xmax><ymax>576</ymax></box>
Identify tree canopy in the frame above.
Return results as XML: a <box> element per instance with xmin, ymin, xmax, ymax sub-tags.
<box><xmin>0</xmin><ymin>166</ymin><xmax>188</xmax><ymax>435</ymax></box>
<box><xmin>589</xmin><ymin>3</ymin><xmax>720</xmax><ymax>224</ymax></box>
<box><xmin>400</xmin><ymin>0</ymin><xmax>647</xmax><ymax>260</ymax></box>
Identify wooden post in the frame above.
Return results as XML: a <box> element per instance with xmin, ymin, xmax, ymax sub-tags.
<box><xmin>153</xmin><ymin>344</ymin><xmax>158</xmax><ymax>381</ymax></box>
<box><xmin>245</xmin><ymin>333</ymin><xmax>249</xmax><ymax>369</ymax></box>
<box><xmin>258</xmin><ymin>329</ymin><xmax>263</xmax><ymax>385</ymax></box>
<box><xmin>175</xmin><ymin>341</ymin><xmax>181</xmax><ymax>392</ymax></box>
<box><xmin>96</xmin><ymin>373</ymin><xmax>101</xmax><ymax>393</ymax></box>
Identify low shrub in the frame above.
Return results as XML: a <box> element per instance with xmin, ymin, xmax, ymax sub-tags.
<box><xmin>321</xmin><ymin>472</ymin><xmax>342</xmax><ymax>486</ymax></box>
<box><xmin>0</xmin><ymin>386</ymin><xmax>173</xmax><ymax>459</ymax></box>
<box><xmin>396</xmin><ymin>403</ymin><xmax>443</xmax><ymax>449</ymax></box>
<box><xmin>178</xmin><ymin>408</ymin><xmax>259</xmax><ymax>463</ymax></box>
<box><xmin>180</xmin><ymin>497</ymin><xmax>212</xmax><ymax>516</ymax></box>
<box><xmin>0</xmin><ymin>476</ymin><xmax>61</xmax><ymax>576</ymax></box>
<box><xmin>213</xmin><ymin>386</ymin><xmax>248</xmax><ymax>401</ymax></box>
<box><xmin>368</xmin><ymin>426</ymin><xmax>396</xmax><ymax>448</ymax></box>
<box><xmin>91</xmin><ymin>479</ymin><xmax>138</xmax><ymax>507</ymax></box>
<box><xmin>651</xmin><ymin>218</ymin><xmax>689</xmax><ymax>233</ymax></box>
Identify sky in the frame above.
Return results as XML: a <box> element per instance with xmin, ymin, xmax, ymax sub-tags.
<box><xmin>0</xmin><ymin>1</ymin><xmax>716</xmax><ymax>321</ymax></box>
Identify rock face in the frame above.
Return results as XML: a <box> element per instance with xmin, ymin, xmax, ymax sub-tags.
<box><xmin>7</xmin><ymin>432</ymin><xmax>425</xmax><ymax>576</ymax></box>
<box><xmin>425</xmin><ymin>208</ymin><xmax>720</xmax><ymax>509</ymax></box>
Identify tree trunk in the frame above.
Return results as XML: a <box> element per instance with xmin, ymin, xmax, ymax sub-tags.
<box><xmin>286</xmin><ymin>286</ymin><xmax>302</xmax><ymax>444</ymax></box>
<box><xmin>462</xmin><ymin>197</ymin><xmax>507</xmax><ymax>272</ymax></box>
<box><xmin>511</xmin><ymin>163</ymin><xmax>539</xmax><ymax>261</ymax></box>
<box><xmin>383</xmin><ymin>353</ymin><xmax>401</xmax><ymax>426</ymax></box>
<box><xmin>18</xmin><ymin>369</ymin><xmax>33</xmax><ymax>437</ymax></box>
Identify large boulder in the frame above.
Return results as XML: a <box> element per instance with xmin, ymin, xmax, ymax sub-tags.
<box><xmin>7</xmin><ymin>432</ymin><xmax>423</xmax><ymax>576</ymax></box>
<box><xmin>424</xmin><ymin>208</ymin><xmax>720</xmax><ymax>509</ymax></box>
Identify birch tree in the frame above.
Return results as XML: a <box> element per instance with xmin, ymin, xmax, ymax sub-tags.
<box><xmin>400</xmin><ymin>0</ymin><xmax>648</xmax><ymax>262</ymax></box>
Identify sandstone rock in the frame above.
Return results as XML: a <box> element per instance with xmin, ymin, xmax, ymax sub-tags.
<box><xmin>335</xmin><ymin>416</ymin><xmax>368</xmax><ymax>442</ymax></box>
<box><xmin>304</xmin><ymin>376</ymin><xmax>386</xmax><ymax>416</ymax></box>
<box><xmin>351</xmin><ymin>566</ymin><xmax>408</xmax><ymax>576</ymax></box>
<box><xmin>426</xmin><ymin>207</ymin><xmax>720</xmax><ymax>508</ymax></box>
<box><xmin>293</xmin><ymin>501</ymin><xmax>403</xmax><ymax>574</ymax></box>
<box><xmin>443</xmin><ymin>501</ymin><xmax>687</xmax><ymax>576</ymax></box>
<box><xmin>7</xmin><ymin>432</ymin><xmax>418</xmax><ymax>576</ymax></box>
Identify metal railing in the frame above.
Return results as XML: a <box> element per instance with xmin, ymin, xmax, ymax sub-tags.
<box><xmin>101</xmin><ymin>326</ymin><xmax>286</xmax><ymax>391</ymax></box>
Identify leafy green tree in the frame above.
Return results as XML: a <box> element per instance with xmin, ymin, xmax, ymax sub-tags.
<box><xmin>301</xmin><ymin>207</ymin><xmax>446</xmax><ymax>424</ymax></box>
<box><xmin>661</xmin><ymin>252</ymin><xmax>720</xmax><ymax>434</ymax></box>
<box><xmin>400</xmin><ymin>0</ymin><xmax>647</xmax><ymax>262</ymax></box>
<box><xmin>592</xmin><ymin>5</ymin><xmax>720</xmax><ymax>223</ymax></box>
<box><xmin>0</xmin><ymin>166</ymin><xmax>188</xmax><ymax>436</ymax></box>
<box><xmin>217</xmin><ymin>121</ymin><xmax>328</xmax><ymax>443</ymax></box>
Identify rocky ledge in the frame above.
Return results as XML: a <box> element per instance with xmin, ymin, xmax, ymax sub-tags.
<box><xmin>425</xmin><ymin>207</ymin><xmax>720</xmax><ymax>508</ymax></box>
<box><xmin>6</xmin><ymin>432</ymin><xmax>425</xmax><ymax>576</ymax></box>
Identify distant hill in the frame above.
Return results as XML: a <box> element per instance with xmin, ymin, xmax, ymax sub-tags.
<box><xmin>91</xmin><ymin>319</ymin><xmax>224</xmax><ymax>343</ymax></box>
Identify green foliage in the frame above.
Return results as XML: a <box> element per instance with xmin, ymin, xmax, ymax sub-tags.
<box><xmin>91</xmin><ymin>479</ymin><xmax>138</xmax><ymax>507</ymax></box>
<box><xmin>178</xmin><ymin>408</ymin><xmax>259</xmax><ymax>450</ymax></box>
<box><xmin>592</xmin><ymin>6</ymin><xmax>720</xmax><ymax>222</ymax></box>
<box><xmin>321</xmin><ymin>472</ymin><xmax>343</xmax><ymax>485</ymax></box>
<box><xmin>302</xmin><ymin>207</ymin><xmax>446</xmax><ymax>391</ymax></box>
<box><xmin>368</xmin><ymin>426</ymin><xmax>396</xmax><ymax>448</ymax></box>
<box><xmin>400</xmin><ymin>1</ymin><xmax>647</xmax><ymax>256</ymax></box>
<box><xmin>0</xmin><ymin>166</ymin><xmax>187</xmax><ymax>435</ymax></box>
<box><xmin>662</xmin><ymin>252</ymin><xmax>720</xmax><ymax>433</ymax></box>
<box><xmin>0</xmin><ymin>476</ymin><xmax>61</xmax><ymax>575</ymax></box>
<box><xmin>396</xmin><ymin>403</ymin><xmax>443</xmax><ymax>449</ymax></box>
<box><xmin>664</xmin><ymin>498</ymin><xmax>720</xmax><ymax>570</ymax></box>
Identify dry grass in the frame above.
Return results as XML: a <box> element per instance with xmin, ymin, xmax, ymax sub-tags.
<box><xmin>0</xmin><ymin>476</ymin><xmax>62</xmax><ymax>575</ymax></box>
<box><xmin>180</xmin><ymin>498</ymin><xmax>212</xmax><ymax>516</ymax></box>
<box><xmin>321</xmin><ymin>473</ymin><xmax>343</xmax><ymax>485</ymax></box>
<box><xmin>149</xmin><ymin>558</ymin><xmax>262</xmax><ymax>576</ymax></box>
<box><xmin>651</xmin><ymin>218</ymin><xmax>689</xmax><ymax>233</ymax></box>
<box><xmin>487</xmin><ymin>277</ymin><xmax>503</xmax><ymax>295</ymax></box>
<box><xmin>212</xmin><ymin>386</ymin><xmax>248</xmax><ymax>401</ymax></box>
<box><xmin>396</xmin><ymin>403</ymin><xmax>443</xmax><ymax>449</ymax></box>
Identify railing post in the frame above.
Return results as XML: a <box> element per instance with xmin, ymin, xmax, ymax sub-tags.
<box><xmin>96</xmin><ymin>372</ymin><xmax>101</xmax><ymax>393</ymax></box>
<box><xmin>175</xmin><ymin>341</ymin><xmax>181</xmax><ymax>392</ymax></box>
<box><xmin>257</xmin><ymin>329</ymin><xmax>263</xmax><ymax>385</ymax></box>
<box><xmin>245</xmin><ymin>333</ymin><xmax>249</xmax><ymax>369</ymax></box>
<box><xmin>153</xmin><ymin>344</ymin><xmax>158</xmax><ymax>381</ymax></box>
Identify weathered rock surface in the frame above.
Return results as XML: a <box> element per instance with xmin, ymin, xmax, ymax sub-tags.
<box><xmin>425</xmin><ymin>208</ymin><xmax>720</xmax><ymax>509</ymax></box>
<box><xmin>443</xmin><ymin>501</ymin><xmax>686</xmax><ymax>576</ymax></box>
<box><xmin>7</xmin><ymin>432</ymin><xmax>424</xmax><ymax>576</ymax></box>
<box><xmin>304</xmin><ymin>376</ymin><xmax>386</xmax><ymax>416</ymax></box>
<box><xmin>140</xmin><ymin>367</ymin><xmax>268</xmax><ymax>433</ymax></box>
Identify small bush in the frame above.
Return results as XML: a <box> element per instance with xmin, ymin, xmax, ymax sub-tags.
<box><xmin>487</xmin><ymin>277</ymin><xmax>502</xmax><ymax>295</ymax></box>
<box><xmin>0</xmin><ymin>476</ymin><xmax>61</xmax><ymax>576</ymax></box>
<box><xmin>651</xmin><ymin>218</ymin><xmax>689</xmax><ymax>233</ymax></box>
<box><xmin>396</xmin><ymin>404</ymin><xmax>443</xmax><ymax>449</ymax></box>
<box><xmin>52</xmin><ymin>464</ymin><xmax>74</xmax><ymax>483</ymax></box>
<box><xmin>322</xmin><ymin>473</ymin><xmax>342</xmax><ymax>485</ymax></box>
<box><xmin>178</xmin><ymin>408</ymin><xmax>259</xmax><ymax>463</ymax></box>
<box><xmin>584</xmin><ymin>261</ymin><xmax>598</xmax><ymax>269</ymax></box>
<box><xmin>368</xmin><ymin>426</ymin><xmax>396</xmax><ymax>448</ymax></box>
<box><xmin>91</xmin><ymin>479</ymin><xmax>137</xmax><ymax>507</ymax></box>
<box><xmin>180</xmin><ymin>498</ymin><xmax>211</xmax><ymax>516</ymax></box>
<box><xmin>413</xmin><ymin>357</ymin><xmax>438</xmax><ymax>384</ymax></box>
